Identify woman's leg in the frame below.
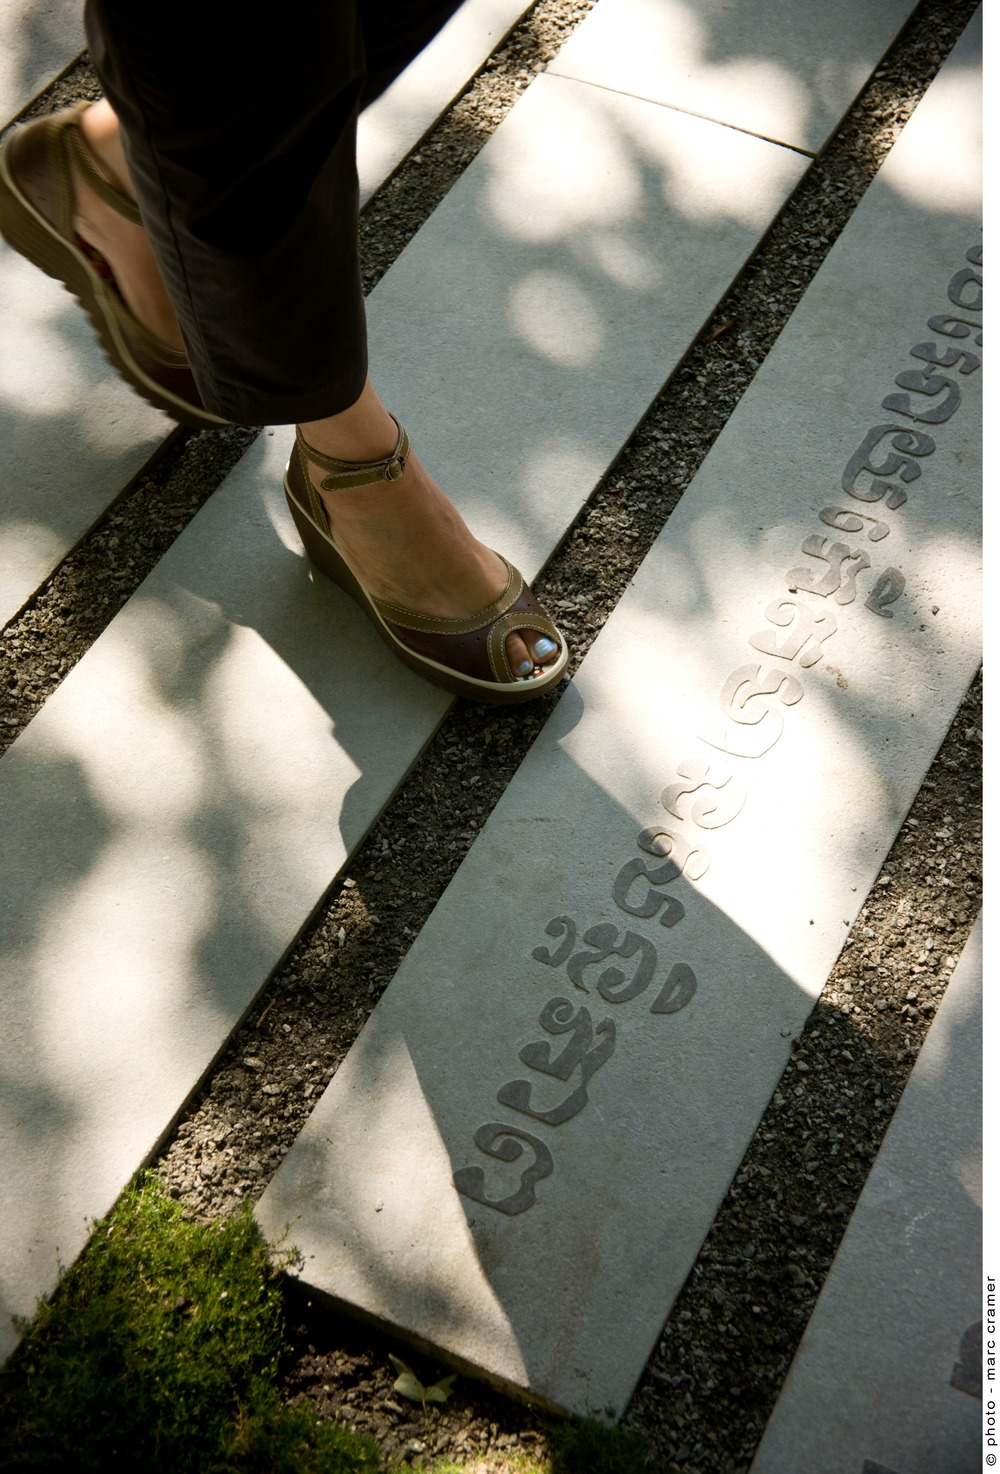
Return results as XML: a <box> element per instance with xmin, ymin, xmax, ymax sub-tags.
<box><xmin>74</xmin><ymin>98</ymin><xmax>185</xmax><ymax>352</ymax></box>
<box><xmin>84</xmin><ymin>0</ymin><xmax>368</xmax><ymax>425</ymax></box>
<box><xmin>75</xmin><ymin>0</ymin><xmax>564</xmax><ymax>687</ymax></box>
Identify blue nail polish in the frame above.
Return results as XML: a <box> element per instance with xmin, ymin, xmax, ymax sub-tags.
<box><xmin>516</xmin><ymin>658</ymin><xmax>534</xmax><ymax>677</ymax></box>
<box><xmin>533</xmin><ymin>637</ymin><xmax>557</xmax><ymax>659</ymax></box>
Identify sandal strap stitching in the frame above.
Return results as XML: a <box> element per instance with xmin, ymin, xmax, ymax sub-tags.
<box><xmin>487</xmin><ymin>611</ymin><xmax>559</xmax><ymax>682</ymax></box>
<box><xmin>371</xmin><ymin>561</ymin><xmax>523</xmax><ymax>634</ymax></box>
<box><xmin>295</xmin><ymin>419</ymin><xmax>410</xmax><ymax>491</ymax></box>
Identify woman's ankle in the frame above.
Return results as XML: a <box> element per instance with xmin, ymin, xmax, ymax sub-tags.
<box><xmin>78</xmin><ymin>99</ymin><xmax>137</xmax><ymax>201</ymax></box>
<box><xmin>299</xmin><ymin>378</ymin><xmax>401</xmax><ymax>464</ymax></box>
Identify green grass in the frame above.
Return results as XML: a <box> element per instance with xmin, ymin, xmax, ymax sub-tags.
<box><xmin>0</xmin><ymin>1174</ymin><xmax>380</xmax><ymax>1473</ymax></box>
<box><xmin>546</xmin><ymin>1419</ymin><xmax>650</xmax><ymax>1474</ymax></box>
<box><xmin>0</xmin><ymin>1174</ymin><xmax>650</xmax><ymax>1473</ymax></box>
<box><xmin>424</xmin><ymin>1419</ymin><xmax>650</xmax><ymax>1474</ymax></box>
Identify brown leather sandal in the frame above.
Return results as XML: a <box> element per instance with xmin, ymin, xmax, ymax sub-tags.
<box><xmin>284</xmin><ymin>422</ymin><xmax>570</xmax><ymax>704</ymax></box>
<box><xmin>0</xmin><ymin>102</ymin><xmax>228</xmax><ymax>429</ymax></box>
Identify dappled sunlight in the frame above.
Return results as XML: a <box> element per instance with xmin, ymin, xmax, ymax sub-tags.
<box><xmin>47</xmin><ymin>599</ymin><xmax>210</xmax><ymax>824</ymax></box>
<box><xmin>484</xmin><ymin>70</ymin><xmax>805</xmax><ymax>250</ymax></box>
<box><xmin>549</xmin><ymin>0</ymin><xmax>917</xmax><ymax>155</ymax></box>
<box><xmin>585</xmin><ymin>228</ymin><xmax>664</xmax><ymax>291</ymax></box>
<box><xmin>484</xmin><ymin>80</ymin><xmax>643</xmax><ymax>241</ymax></box>
<box><xmin>559</xmin><ymin>0</ymin><xmax>810</xmax><ymax>144</ymax></box>
<box><xmin>544</xmin><ymin>442</ymin><xmax>979</xmax><ymax>988</ymax></box>
<box><xmin>470</xmin><ymin>433</ymin><xmax>607</xmax><ymax>575</ymax></box>
<box><xmin>508</xmin><ymin>269</ymin><xmax>605</xmax><ymax>368</ymax></box>
<box><xmin>395</xmin><ymin>68</ymin><xmax>807</xmax><ymax>565</ymax></box>
<box><xmin>35</xmin><ymin>833</ymin><xmax>218</xmax><ymax>1070</ymax></box>
<box><xmin>885</xmin><ymin>66</ymin><xmax>981</xmax><ymax>214</ymax></box>
<box><xmin>614</xmin><ymin>96</ymin><xmax>804</xmax><ymax>227</ymax></box>
<box><xmin>0</xmin><ymin>249</ymin><xmax>169</xmax><ymax>625</ymax></box>
<box><xmin>673</xmin><ymin>54</ymin><xmax>807</xmax><ymax>143</ymax></box>
<box><xmin>205</xmin><ymin>622</ymin><xmax>361</xmax><ymax>806</ymax></box>
<box><xmin>0</xmin><ymin>519</ymin><xmax>65</xmax><ymax>612</ymax></box>
<box><xmin>551</xmin><ymin>597</ymin><xmax>898</xmax><ymax>977</ymax></box>
<box><xmin>357</xmin><ymin>0</ymin><xmax>531</xmax><ymax>201</ymax></box>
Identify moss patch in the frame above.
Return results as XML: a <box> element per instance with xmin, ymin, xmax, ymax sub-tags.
<box><xmin>0</xmin><ymin>1174</ymin><xmax>650</xmax><ymax>1473</ymax></box>
<box><xmin>0</xmin><ymin>1174</ymin><xmax>380</xmax><ymax>1473</ymax></box>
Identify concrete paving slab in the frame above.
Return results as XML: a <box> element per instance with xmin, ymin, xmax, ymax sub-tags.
<box><xmin>0</xmin><ymin>245</ymin><xmax>171</xmax><ymax>626</ymax></box>
<box><xmin>751</xmin><ymin>917</ymin><xmax>982</xmax><ymax>1474</ymax></box>
<box><xmin>256</xmin><ymin>15</ymin><xmax>982</xmax><ymax>1418</ymax></box>
<box><xmin>364</xmin><ymin>71</ymin><xmax>806</xmax><ymax>578</ymax></box>
<box><xmin>0</xmin><ymin>427</ymin><xmax>450</xmax><ymax>1360</ymax></box>
<box><xmin>549</xmin><ymin>0</ymin><xmax>920</xmax><ymax>155</ymax></box>
<box><xmin>0</xmin><ymin>67</ymin><xmax>810</xmax><ymax>1355</ymax></box>
<box><xmin>358</xmin><ymin>0</ymin><xmax>532</xmax><ymax>204</ymax></box>
<box><xmin>0</xmin><ymin>0</ymin><xmax>82</xmax><ymax>124</ymax></box>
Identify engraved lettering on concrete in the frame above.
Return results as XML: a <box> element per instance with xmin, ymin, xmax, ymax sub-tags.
<box><xmin>841</xmin><ymin>424</ymin><xmax>936</xmax><ymax>506</ymax></box>
<box><xmin>787</xmin><ymin>536</ymin><xmax>870</xmax><ymax>602</ymax></box>
<box><xmin>882</xmin><ymin>366</ymin><xmax>961</xmax><ymax>424</ymax></box>
<box><xmin>532</xmin><ymin>914</ymin><xmax>578</xmax><ymax>968</ymax></box>
<box><xmin>460</xmin><ymin>245</ymin><xmax>982</xmax><ymax>1238</ymax></box>
<box><xmin>700</xmin><ymin>663</ymin><xmax>804</xmax><ymax>759</ymax></box>
<box><xmin>452</xmin><ymin>1124</ymin><xmax>554</xmax><ymax>1216</ymax></box>
<box><xmin>909</xmin><ymin>340</ymin><xmax>980</xmax><ymax>375</ymax></box>
<box><xmin>950</xmin><ymin>1320</ymin><xmax>982</xmax><ymax>1398</ymax></box>
<box><xmin>649</xmin><ymin>962</ymin><xmax>697</xmax><ymax>1015</ymax></box>
<box><xmin>519</xmin><ymin>998</ymin><xmax>615</xmax><ymax>1080</ymax></box>
<box><xmin>637</xmin><ymin>825</ymin><xmax>711</xmax><ymax>881</ymax></box>
<box><xmin>566</xmin><ymin>923</ymin><xmax>658</xmax><ymax>1002</ymax></box>
<box><xmin>748</xmin><ymin>598</ymin><xmax>837</xmax><ymax>668</ymax></box>
<box><xmin>613</xmin><ymin>857</ymin><xmax>686</xmax><ymax>926</ymax></box>
<box><xmin>966</xmin><ymin>244</ymin><xmax>982</xmax><ymax>267</ymax></box>
<box><xmin>865</xmin><ymin>567</ymin><xmax>906</xmax><ymax>618</ymax></box>
<box><xmin>927</xmin><ymin>312</ymin><xmax>982</xmax><ymax>346</ymax></box>
<box><xmin>947</xmin><ymin>265</ymin><xmax>982</xmax><ymax>311</ymax></box>
<box><xmin>819</xmin><ymin>507</ymin><xmax>890</xmax><ymax>541</ymax></box>
<box><xmin>661</xmin><ymin>759</ymin><xmax>746</xmax><ymax>829</ymax></box>
<box><xmin>498</xmin><ymin>999</ymin><xmax>615</xmax><ymax>1124</ymax></box>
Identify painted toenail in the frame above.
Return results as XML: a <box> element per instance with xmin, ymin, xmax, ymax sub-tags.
<box><xmin>516</xmin><ymin>658</ymin><xmax>534</xmax><ymax>677</ymax></box>
<box><xmin>533</xmin><ymin>637</ymin><xmax>557</xmax><ymax>659</ymax></box>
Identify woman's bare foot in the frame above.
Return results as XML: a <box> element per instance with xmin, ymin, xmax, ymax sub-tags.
<box><xmin>74</xmin><ymin>100</ymin><xmax>185</xmax><ymax>351</ymax></box>
<box><xmin>299</xmin><ymin>382</ymin><xmax>561</xmax><ymax>680</ymax></box>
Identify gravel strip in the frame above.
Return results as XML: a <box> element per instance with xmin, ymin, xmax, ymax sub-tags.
<box><xmin>1</xmin><ymin>1</ymin><xmax>981</xmax><ymax>1469</ymax></box>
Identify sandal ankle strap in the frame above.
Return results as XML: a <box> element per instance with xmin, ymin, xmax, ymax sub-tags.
<box><xmin>294</xmin><ymin>417</ymin><xmax>410</xmax><ymax>493</ymax></box>
<box><xmin>60</xmin><ymin>103</ymin><xmax>144</xmax><ymax>227</ymax></box>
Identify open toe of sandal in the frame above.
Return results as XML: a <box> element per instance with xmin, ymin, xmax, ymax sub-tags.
<box><xmin>0</xmin><ymin>102</ymin><xmax>228</xmax><ymax>430</ymax></box>
<box><xmin>283</xmin><ymin>422</ymin><xmax>569</xmax><ymax>705</ymax></box>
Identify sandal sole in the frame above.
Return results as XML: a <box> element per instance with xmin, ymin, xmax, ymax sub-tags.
<box><xmin>0</xmin><ymin>136</ymin><xmax>229</xmax><ymax>431</ymax></box>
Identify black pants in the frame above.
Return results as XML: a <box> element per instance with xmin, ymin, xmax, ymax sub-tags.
<box><xmin>84</xmin><ymin>1</ymin><xmax>461</xmax><ymax>424</ymax></box>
